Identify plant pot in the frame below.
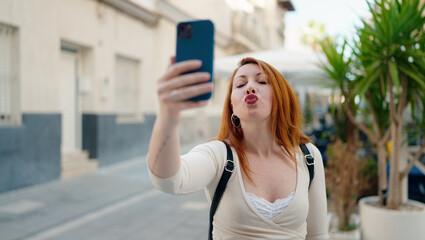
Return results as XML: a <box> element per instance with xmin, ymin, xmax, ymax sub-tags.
<box><xmin>359</xmin><ymin>196</ymin><xmax>425</xmax><ymax>240</ymax></box>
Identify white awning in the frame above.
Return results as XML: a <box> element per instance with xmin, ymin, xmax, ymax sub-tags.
<box><xmin>214</xmin><ymin>48</ymin><xmax>332</xmax><ymax>102</ymax></box>
<box><xmin>214</xmin><ymin>47</ymin><xmax>331</xmax><ymax>92</ymax></box>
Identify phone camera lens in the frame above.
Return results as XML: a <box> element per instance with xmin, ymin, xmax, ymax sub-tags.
<box><xmin>178</xmin><ymin>23</ymin><xmax>192</xmax><ymax>40</ymax></box>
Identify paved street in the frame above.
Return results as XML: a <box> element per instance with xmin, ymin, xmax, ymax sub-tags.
<box><xmin>0</xmin><ymin>142</ymin><xmax>208</xmax><ymax>240</ymax></box>
<box><xmin>0</xmin><ymin>140</ymin><xmax>357</xmax><ymax>240</ymax></box>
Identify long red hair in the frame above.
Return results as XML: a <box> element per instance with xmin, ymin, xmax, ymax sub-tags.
<box><xmin>216</xmin><ymin>57</ymin><xmax>310</xmax><ymax>182</ymax></box>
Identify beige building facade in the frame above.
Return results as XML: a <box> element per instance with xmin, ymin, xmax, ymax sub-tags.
<box><xmin>0</xmin><ymin>0</ymin><xmax>294</xmax><ymax>192</ymax></box>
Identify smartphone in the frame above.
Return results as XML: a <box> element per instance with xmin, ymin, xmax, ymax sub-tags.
<box><xmin>175</xmin><ymin>20</ymin><xmax>214</xmax><ymax>101</ymax></box>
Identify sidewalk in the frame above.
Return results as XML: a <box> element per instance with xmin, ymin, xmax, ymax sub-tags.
<box><xmin>0</xmin><ymin>142</ymin><xmax>208</xmax><ymax>240</ymax></box>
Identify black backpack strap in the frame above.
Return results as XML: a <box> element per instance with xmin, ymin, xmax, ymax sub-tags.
<box><xmin>208</xmin><ymin>142</ymin><xmax>234</xmax><ymax>240</ymax></box>
<box><xmin>300</xmin><ymin>144</ymin><xmax>315</xmax><ymax>189</ymax></box>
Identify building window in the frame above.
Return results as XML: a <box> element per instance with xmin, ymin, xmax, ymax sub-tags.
<box><xmin>0</xmin><ymin>23</ymin><xmax>19</xmax><ymax>125</ymax></box>
<box><xmin>115</xmin><ymin>55</ymin><xmax>141</xmax><ymax>122</ymax></box>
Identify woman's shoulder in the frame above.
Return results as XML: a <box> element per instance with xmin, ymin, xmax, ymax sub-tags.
<box><xmin>187</xmin><ymin>140</ymin><xmax>228</xmax><ymax>159</ymax></box>
<box><xmin>191</xmin><ymin>139</ymin><xmax>226</xmax><ymax>150</ymax></box>
<box><xmin>303</xmin><ymin>142</ymin><xmax>323</xmax><ymax>162</ymax></box>
<box><xmin>304</xmin><ymin>141</ymin><xmax>319</xmax><ymax>151</ymax></box>
<box><xmin>184</xmin><ymin>140</ymin><xmax>229</xmax><ymax>177</ymax></box>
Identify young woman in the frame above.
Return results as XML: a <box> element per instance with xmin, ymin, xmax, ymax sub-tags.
<box><xmin>148</xmin><ymin>57</ymin><xmax>329</xmax><ymax>239</ymax></box>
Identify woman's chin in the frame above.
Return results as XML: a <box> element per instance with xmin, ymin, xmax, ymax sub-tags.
<box><xmin>240</xmin><ymin>112</ymin><xmax>269</xmax><ymax>122</ymax></box>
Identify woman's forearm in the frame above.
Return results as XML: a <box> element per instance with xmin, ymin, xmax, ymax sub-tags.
<box><xmin>148</xmin><ymin>58</ymin><xmax>212</xmax><ymax>178</ymax></box>
<box><xmin>148</xmin><ymin>113</ymin><xmax>181</xmax><ymax>178</ymax></box>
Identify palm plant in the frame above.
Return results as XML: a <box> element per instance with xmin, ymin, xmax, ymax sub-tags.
<box><xmin>320</xmin><ymin>38</ymin><xmax>358</xmax><ymax>147</ymax></box>
<box><xmin>320</xmin><ymin>37</ymin><xmax>383</xmax><ymax>230</ymax></box>
<box><xmin>354</xmin><ymin>0</ymin><xmax>425</xmax><ymax>209</ymax></box>
<box><xmin>321</xmin><ymin>36</ymin><xmax>391</xmax><ymax>206</ymax></box>
<box><xmin>321</xmin><ymin>0</ymin><xmax>425</xmax><ymax>210</ymax></box>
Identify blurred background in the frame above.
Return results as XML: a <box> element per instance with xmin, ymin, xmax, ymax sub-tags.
<box><xmin>0</xmin><ymin>0</ymin><xmax>369</xmax><ymax>185</ymax></box>
<box><xmin>1</xmin><ymin>0</ymin><xmax>424</xmax><ymax>240</ymax></box>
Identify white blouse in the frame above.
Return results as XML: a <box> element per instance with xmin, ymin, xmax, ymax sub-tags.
<box><xmin>149</xmin><ymin>140</ymin><xmax>329</xmax><ymax>239</ymax></box>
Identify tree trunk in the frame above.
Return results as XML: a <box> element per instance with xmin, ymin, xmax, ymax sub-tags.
<box><xmin>340</xmin><ymin>115</ymin><xmax>358</xmax><ymax>228</ymax></box>
<box><xmin>400</xmin><ymin>134</ymin><xmax>408</xmax><ymax>204</ymax></box>
<box><xmin>387</xmin><ymin>121</ymin><xmax>402</xmax><ymax>209</ymax></box>
<box><xmin>377</xmin><ymin>142</ymin><xmax>388</xmax><ymax>205</ymax></box>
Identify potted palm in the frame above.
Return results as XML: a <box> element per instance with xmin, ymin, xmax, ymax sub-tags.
<box><xmin>319</xmin><ymin>37</ymin><xmax>375</xmax><ymax>234</ymax></box>
<box><xmin>321</xmin><ymin>0</ymin><xmax>425</xmax><ymax>239</ymax></box>
<box><xmin>354</xmin><ymin>0</ymin><xmax>425</xmax><ymax>207</ymax></box>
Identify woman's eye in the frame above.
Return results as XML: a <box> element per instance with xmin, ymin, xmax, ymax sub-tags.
<box><xmin>259</xmin><ymin>81</ymin><xmax>266</xmax><ymax>85</ymax></box>
<box><xmin>236</xmin><ymin>84</ymin><xmax>246</xmax><ymax>88</ymax></box>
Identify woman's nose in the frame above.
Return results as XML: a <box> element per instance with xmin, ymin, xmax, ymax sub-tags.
<box><xmin>246</xmin><ymin>88</ymin><xmax>256</xmax><ymax>94</ymax></box>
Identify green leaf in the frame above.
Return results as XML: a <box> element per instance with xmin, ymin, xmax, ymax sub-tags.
<box><xmin>388</xmin><ymin>60</ymin><xmax>400</xmax><ymax>90</ymax></box>
<box><xmin>354</xmin><ymin>61</ymin><xmax>381</xmax><ymax>96</ymax></box>
<box><xmin>399</xmin><ymin>64</ymin><xmax>425</xmax><ymax>89</ymax></box>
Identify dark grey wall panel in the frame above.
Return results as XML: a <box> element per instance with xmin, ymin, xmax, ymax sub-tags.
<box><xmin>0</xmin><ymin>113</ymin><xmax>154</xmax><ymax>193</ymax></box>
<box><xmin>82</xmin><ymin>114</ymin><xmax>155</xmax><ymax>167</ymax></box>
<box><xmin>82</xmin><ymin>114</ymin><xmax>98</xmax><ymax>159</ymax></box>
<box><xmin>0</xmin><ymin>114</ymin><xmax>61</xmax><ymax>193</ymax></box>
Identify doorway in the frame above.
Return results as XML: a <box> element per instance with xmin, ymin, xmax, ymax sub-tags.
<box><xmin>60</xmin><ymin>48</ymin><xmax>81</xmax><ymax>154</ymax></box>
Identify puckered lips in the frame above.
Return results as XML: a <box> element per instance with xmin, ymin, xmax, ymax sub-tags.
<box><xmin>244</xmin><ymin>94</ymin><xmax>258</xmax><ymax>104</ymax></box>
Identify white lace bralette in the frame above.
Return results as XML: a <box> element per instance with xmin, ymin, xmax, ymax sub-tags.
<box><xmin>246</xmin><ymin>191</ymin><xmax>295</xmax><ymax>220</ymax></box>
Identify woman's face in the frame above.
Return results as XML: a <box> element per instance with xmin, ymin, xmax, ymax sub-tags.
<box><xmin>230</xmin><ymin>63</ymin><xmax>273</xmax><ymax>125</ymax></box>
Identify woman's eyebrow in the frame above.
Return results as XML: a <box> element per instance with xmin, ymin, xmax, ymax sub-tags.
<box><xmin>255</xmin><ymin>73</ymin><xmax>266</xmax><ymax>80</ymax></box>
<box><xmin>234</xmin><ymin>75</ymin><xmax>246</xmax><ymax>80</ymax></box>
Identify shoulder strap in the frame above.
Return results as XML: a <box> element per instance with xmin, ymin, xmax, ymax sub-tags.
<box><xmin>300</xmin><ymin>144</ymin><xmax>315</xmax><ymax>189</ymax></box>
<box><xmin>208</xmin><ymin>142</ymin><xmax>234</xmax><ymax>240</ymax></box>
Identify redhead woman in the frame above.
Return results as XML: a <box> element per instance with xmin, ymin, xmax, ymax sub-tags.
<box><xmin>148</xmin><ymin>57</ymin><xmax>329</xmax><ymax>239</ymax></box>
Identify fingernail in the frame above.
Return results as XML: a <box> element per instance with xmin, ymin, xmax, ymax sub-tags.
<box><xmin>192</xmin><ymin>60</ymin><xmax>202</xmax><ymax>65</ymax></box>
<box><xmin>202</xmin><ymin>72</ymin><xmax>211</xmax><ymax>80</ymax></box>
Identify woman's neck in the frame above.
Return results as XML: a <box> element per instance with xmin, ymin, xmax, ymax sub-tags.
<box><xmin>240</xmin><ymin>120</ymin><xmax>279</xmax><ymax>157</ymax></box>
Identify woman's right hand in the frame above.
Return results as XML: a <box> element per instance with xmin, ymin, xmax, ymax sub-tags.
<box><xmin>157</xmin><ymin>57</ymin><xmax>213</xmax><ymax>120</ymax></box>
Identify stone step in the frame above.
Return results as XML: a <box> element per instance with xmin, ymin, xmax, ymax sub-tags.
<box><xmin>61</xmin><ymin>151</ymin><xmax>98</xmax><ymax>179</ymax></box>
<box><xmin>61</xmin><ymin>159</ymin><xmax>98</xmax><ymax>179</ymax></box>
<box><xmin>61</xmin><ymin>151</ymin><xmax>90</xmax><ymax>163</ymax></box>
